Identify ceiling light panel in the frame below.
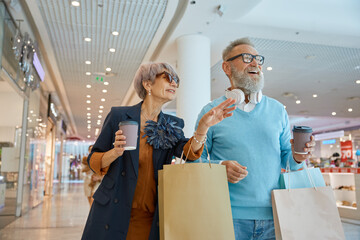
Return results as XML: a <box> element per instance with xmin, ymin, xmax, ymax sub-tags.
<box><xmin>36</xmin><ymin>0</ymin><xmax>168</xmax><ymax>137</ymax></box>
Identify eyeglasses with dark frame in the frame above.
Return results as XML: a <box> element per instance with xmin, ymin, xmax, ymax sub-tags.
<box><xmin>156</xmin><ymin>71</ymin><xmax>179</xmax><ymax>87</ymax></box>
<box><xmin>226</xmin><ymin>53</ymin><xmax>265</xmax><ymax>66</ymax></box>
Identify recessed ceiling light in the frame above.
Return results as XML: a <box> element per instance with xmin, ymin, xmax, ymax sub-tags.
<box><xmin>87</xmin><ymin>135</ymin><xmax>91</xmax><ymax>138</ymax></box>
<box><xmin>86</xmin><ymin>84</ymin><xmax>91</xmax><ymax>88</ymax></box>
<box><xmin>305</xmin><ymin>55</ymin><xmax>316</xmax><ymax>60</ymax></box>
<box><xmin>87</xmin><ymin>126</ymin><xmax>91</xmax><ymax>129</ymax></box>
<box><xmin>109</xmin><ymin>48</ymin><xmax>116</xmax><ymax>53</ymax></box>
<box><xmin>86</xmin><ymin>100</ymin><xmax>91</xmax><ymax>104</ymax></box>
<box><xmin>85</xmin><ymin>60</ymin><xmax>91</xmax><ymax>65</ymax></box>
<box><xmin>97</xmin><ymin>122</ymin><xmax>101</xmax><ymax>125</ymax></box>
<box><xmin>102</xmin><ymin>89</ymin><xmax>107</xmax><ymax>93</ymax></box>
<box><xmin>104</xmin><ymin>82</ymin><xmax>109</xmax><ymax>85</ymax></box>
<box><xmin>332</xmin><ymin>112</ymin><xmax>336</xmax><ymax>116</ymax></box>
<box><xmin>87</xmin><ymin>120</ymin><xmax>91</xmax><ymax>124</ymax></box>
<box><xmin>312</xmin><ymin>94</ymin><xmax>318</xmax><ymax>98</ymax></box>
<box><xmin>266</xmin><ymin>67</ymin><xmax>272</xmax><ymax>71</ymax></box>
<box><xmin>86</xmin><ymin>95</ymin><xmax>91</xmax><ymax>98</ymax></box>
<box><xmin>112</xmin><ymin>31</ymin><xmax>119</xmax><ymax>36</ymax></box>
<box><xmin>71</xmin><ymin>1</ymin><xmax>80</xmax><ymax>7</ymax></box>
<box><xmin>87</xmin><ymin>116</ymin><xmax>91</xmax><ymax>119</ymax></box>
<box><xmin>348</xmin><ymin>96</ymin><xmax>360</xmax><ymax>100</ymax></box>
<box><xmin>348</xmin><ymin>108</ymin><xmax>353</xmax><ymax>112</ymax></box>
<box><xmin>101</xmin><ymin>98</ymin><xmax>105</xmax><ymax>102</ymax></box>
<box><xmin>99</xmin><ymin>106</ymin><xmax>104</xmax><ymax>109</ymax></box>
<box><xmin>296</xmin><ymin>100</ymin><xmax>301</xmax><ymax>104</ymax></box>
<box><xmin>84</xmin><ymin>37</ymin><xmax>91</xmax><ymax>42</ymax></box>
<box><xmin>99</xmin><ymin>110</ymin><xmax>103</xmax><ymax>113</ymax></box>
<box><xmin>282</xmin><ymin>92</ymin><xmax>294</xmax><ymax>97</ymax></box>
<box><xmin>98</xmin><ymin>115</ymin><xmax>102</xmax><ymax>118</ymax></box>
<box><xmin>284</xmin><ymin>106</ymin><xmax>286</xmax><ymax>109</ymax></box>
<box><xmin>87</xmin><ymin>107</ymin><xmax>91</xmax><ymax>110</ymax></box>
<box><xmin>105</xmin><ymin>67</ymin><xmax>111</xmax><ymax>72</ymax></box>
<box><xmin>356</xmin><ymin>80</ymin><xmax>360</xmax><ymax>84</ymax></box>
<box><xmin>86</xmin><ymin>72</ymin><xmax>91</xmax><ymax>76</ymax></box>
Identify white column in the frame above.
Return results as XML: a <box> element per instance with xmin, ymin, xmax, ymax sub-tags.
<box><xmin>176</xmin><ymin>34</ymin><xmax>211</xmax><ymax>137</ymax></box>
<box><xmin>16</xmin><ymin>97</ymin><xmax>29</xmax><ymax>217</ymax></box>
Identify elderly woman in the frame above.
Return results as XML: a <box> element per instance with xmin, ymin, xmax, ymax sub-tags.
<box><xmin>81</xmin><ymin>62</ymin><xmax>235</xmax><ymax>240</ymax></box>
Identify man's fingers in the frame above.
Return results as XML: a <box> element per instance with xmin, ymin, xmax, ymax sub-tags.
<box><xmin>227</xmin><ymin>173</ymin><xmax>247</xmax><ymax>183</ymax></box>
<box><xmin>229</xmin><ymin>169</ymin><xmax>248</xmax><ymax>178</ymax></box>
<box><xmin>230</xmin><ymin>161</ymin><xmax>247</xmax><ymax>172</ymax></box>
<box><xmin>227</xmin><ymin>166</ymin><xmax>248</xmax><ymax>182</ymax></box>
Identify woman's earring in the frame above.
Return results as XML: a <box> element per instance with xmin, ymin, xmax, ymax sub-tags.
<box><xmin>148</xmin><ymin>90</ymin><xmax>151</xmax><ymax>96</ymax></box>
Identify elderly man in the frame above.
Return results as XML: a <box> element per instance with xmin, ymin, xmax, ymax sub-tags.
<box><xmin>195</xmin><ymin>38</ymin><xmax>315</xmax><ymax>240</ymax></box>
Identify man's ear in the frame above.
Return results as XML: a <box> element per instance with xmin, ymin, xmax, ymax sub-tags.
<box><xmin>222</xmin><ymin>61</ymin><xmax>231</xmax><ymax>78</ymax></box>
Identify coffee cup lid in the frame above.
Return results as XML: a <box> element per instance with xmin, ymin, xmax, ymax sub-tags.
<box><xmin>119</xmin><ymin>120</ymin><xmax>138</xmax><ymax>126</ymax></box>
<box><xmin>292</xmin><ymin>125</ymin><xmax>312</xmax><ymax>133</ymax></box>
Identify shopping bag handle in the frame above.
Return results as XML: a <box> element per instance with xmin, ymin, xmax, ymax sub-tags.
<box><xmin>285</xmin><ymin>160</ymin><xmax>317</xmax><ymax>191</ymax></box>
<box><xmin>180</xmin><ymin>137</ymin><xmax>212</xmax><ymax>168</ymax></box>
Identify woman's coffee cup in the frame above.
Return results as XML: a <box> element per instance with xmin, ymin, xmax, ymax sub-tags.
<box><xmin>118</xmin><ymin>121</ymin><xmax>138</xmax><ymax>150</ymax></box>
<box><xmin>292</xmin><ymin>126</ymin><xmax>313</xmax><ymax>154</ymax></box>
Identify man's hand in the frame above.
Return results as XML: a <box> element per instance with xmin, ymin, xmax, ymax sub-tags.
<box><xmin>291</xmin><ymin>135</ymin><xmax>316</xmax><ymax>163</ymax></box>
<box><xmin>221</xmin><ymin>161</ymin><xmax>248</xmax><ymax>183</ymax></box>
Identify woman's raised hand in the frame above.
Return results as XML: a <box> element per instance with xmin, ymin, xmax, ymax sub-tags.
<box><xmin>198</xmin><ymin>98</ymin><xmax>236</xmax><ymax>130</ymax></box>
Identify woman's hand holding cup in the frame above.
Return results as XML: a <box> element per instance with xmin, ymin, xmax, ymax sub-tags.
<box><xmin>113</xmin><ymin>130</ymin><xmax>126</xmax><ymax>157</ymax></box>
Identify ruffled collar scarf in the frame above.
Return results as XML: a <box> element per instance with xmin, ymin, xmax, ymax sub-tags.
<box><xmin>143</xmin><ymin>115</ymin><xmax>182</xmax><ymax>150</ymax></box>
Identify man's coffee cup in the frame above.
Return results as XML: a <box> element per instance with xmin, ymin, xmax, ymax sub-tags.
<box><xmin>118</xmin><ymin>121</ymin><xmax>138</xmax><ymax>150</ymax></box>
<box><xmin>292</xmin><ymin>126</ymin><xmax>313</xmax><ymax>154</ymax></box>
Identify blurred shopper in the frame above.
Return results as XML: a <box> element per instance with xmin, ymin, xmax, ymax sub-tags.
<box><xmin>82</xmin><ymin>145</ymin><xmax>102</xmax><ymax>206</ymax></box>
<box><xmin>195</xmin><ymin>38</ymin><xmax>316</xmax><ymax>240</ymax></box>
<box><xmin>81</xmin><ymin>62</ymin><xmax>236</xmax><ymax>240</ymax></box>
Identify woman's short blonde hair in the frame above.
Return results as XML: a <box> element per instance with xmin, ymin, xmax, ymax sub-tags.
<box><xmin>133</xmin><ymin>62</ymin><xmax>179</xmax><ymax>99</ymax></box>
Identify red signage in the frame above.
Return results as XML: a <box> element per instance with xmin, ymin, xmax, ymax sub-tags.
<box><xmin>320</xmin><ymin>168</ymin><xmax>360</xmax><ymax>174</ymax></box>
<box><xmin>340</xmin><ymin>140</ymin><xmax>353</xmax><ymax>162</ymax></box>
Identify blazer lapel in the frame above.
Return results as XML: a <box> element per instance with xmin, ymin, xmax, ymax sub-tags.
<box><xmin>124</xmin><ymin>102</ymin><xmax>142</xmax><ymax>178</ymax></box>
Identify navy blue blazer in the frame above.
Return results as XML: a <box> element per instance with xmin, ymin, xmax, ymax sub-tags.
<box><xmin>81</xmin><ymin>102</ymin><xmax>189</xmax><ymax>240</ymax></box>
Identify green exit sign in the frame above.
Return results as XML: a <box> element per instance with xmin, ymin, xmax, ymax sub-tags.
<box><xmin>96</xmin><ymin>76</ymin><xmax>104</xmax><ymax>82</ymax></box>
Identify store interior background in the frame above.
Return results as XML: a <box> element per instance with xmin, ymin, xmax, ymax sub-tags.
<box><xmin>0</xmin><ymin>0</ymin><xmax>359</xmax><ymax>230</ymax></box>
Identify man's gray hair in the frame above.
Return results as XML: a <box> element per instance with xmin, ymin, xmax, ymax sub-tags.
<box><xmin>222</xmin><ymin>37</ymin><xmax>255</xmax><ymax>61</ymax></box>
<box><xmin>133</xmin><ymin>62</ymin><xmax>179</xmax><ymax>99</ymax></box>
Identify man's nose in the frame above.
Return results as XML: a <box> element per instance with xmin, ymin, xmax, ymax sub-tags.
<box><xmin>249</xmin><ymin>58</ymin><xmax>259</xmax><ymax>67</ymax></box>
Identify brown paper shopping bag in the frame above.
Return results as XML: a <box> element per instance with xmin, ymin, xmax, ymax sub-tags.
<box><xmin>272</xmin><ymin>164</ymin><xmax>345</xmax><ymax>240</ymax></box>
<box><xmin>158</xmin><ymin>163</ymin><xmax>235</xmax><ymax>240</ymax></box>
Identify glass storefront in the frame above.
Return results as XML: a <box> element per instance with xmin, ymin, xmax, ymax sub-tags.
<box><xmin>0</xmin><ymin>2</ymin><xmax>48</xmax><ymax>217</ymax></box>
<box><xmin>0</xmin><ymin>79</ymin><xmax>23</xmax><ymax>215</ymax></box>
<box><xmin>22</xmin><ymin>89</ymin><xmax>47</xmax><ymax>211</ymax></box>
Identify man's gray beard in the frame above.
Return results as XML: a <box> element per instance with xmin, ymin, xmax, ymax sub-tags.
<box><xmin>231</xmin><ymin>65</ymin><xmax>264</xmax><ymax>94</ymax></box>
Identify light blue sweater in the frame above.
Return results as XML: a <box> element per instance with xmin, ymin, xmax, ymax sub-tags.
<box><xmin>195</xmin><ymin>95</ymin><xmax>303</xmax><ymax>220</ymax></box>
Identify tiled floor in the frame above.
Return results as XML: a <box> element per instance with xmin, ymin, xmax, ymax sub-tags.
<box><xmin>0</xmin><ymin>183</ymin><xmax>89</xmax><ymax>240</ymax></box>
<box><xmin>0</xmin><ymin>182</ymin><xmax>359</xmax><ymax>239</ymax></box>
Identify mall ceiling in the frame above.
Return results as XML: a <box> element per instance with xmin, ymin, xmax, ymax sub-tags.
<box><xmin>6</xmin><ymin>0</ymin><xmax>360</xmax><ymax>140</ymax></box>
